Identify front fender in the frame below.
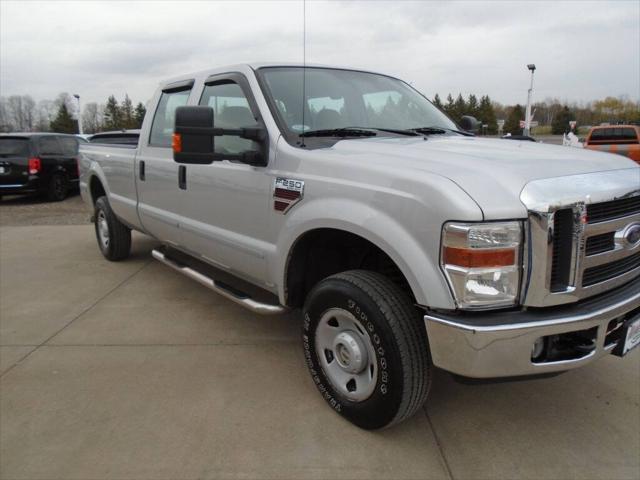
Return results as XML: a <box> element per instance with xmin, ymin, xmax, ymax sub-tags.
<box><xmin>273</xmin><ymin>197</ymin><xmax>456</xmax><ymax>309</ymax></box>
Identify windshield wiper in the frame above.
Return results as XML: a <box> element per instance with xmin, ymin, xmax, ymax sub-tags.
<box><xmin>299</xmin><ymin>128</ymin><xmax>378</xmax><ymax>138</ymax></box>
<box><xmin>300</xmin><ymin>126</ymin><xmax>423</xmax><ymax>139</ymax></box>
<box><xmin>410</xmin><ymin>126</ymin><xmax>474</xmax><ymax>137</ymax></box>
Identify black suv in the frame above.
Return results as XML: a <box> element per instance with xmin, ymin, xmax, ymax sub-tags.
<box><xmin>0</xmin><ymin>133</ymin><xmax>80</xmax><ymax>201</ymax></box>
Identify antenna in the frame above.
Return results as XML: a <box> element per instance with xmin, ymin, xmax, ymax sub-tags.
<box><xmin>300</xmin><ymin>0</ymin><xmax>307</xmax><ymax>147</ymax></box>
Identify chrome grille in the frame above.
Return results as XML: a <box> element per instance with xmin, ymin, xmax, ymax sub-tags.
<box><xmin>586</xmin><ymin>196</ymin><xmax>640</xmax><ymax>223</ymax></box>
<box><xmin>520</xmin><ymin>169</ymin><xmax>640</xmax><ymax>307</ymax></box>
<box><xmin>585</xmin><ymin>232</ymin><xmax>615</xmax><ymax>256</ymax></box>
<box><xmin>583</xmin><ymin>252</ymin><xmax>640</xmax><ymax>287</ymax></box>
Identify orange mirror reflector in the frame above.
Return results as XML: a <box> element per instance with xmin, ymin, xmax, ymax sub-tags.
<box><xmin>172</xmin><ymin>133</ymin><xmax>182</xmax><ymax>153</ymax></box>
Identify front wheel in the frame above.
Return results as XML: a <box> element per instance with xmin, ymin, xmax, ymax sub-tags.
<box><xmin>94</xmin><ymin>196</ymin><xmax>131</xmax><ymax>261</ymax></box>
<box><xmin>302</xmin><ymin>270</ymin><xmax>432</xmax><ymax>429</ymax></box>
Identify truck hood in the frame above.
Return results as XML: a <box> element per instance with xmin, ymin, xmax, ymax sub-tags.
<box><xmin>330</xmin><ymin>135</ymin><xmax>639</xmax><ymax>219</ymax></box>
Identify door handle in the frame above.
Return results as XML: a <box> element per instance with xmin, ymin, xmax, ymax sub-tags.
<box><xmin>178</xmin><ymin>165</ymin><xmax>186</xmax><ymax>190</ymax></box>
<box><xmin>139</xmin><ymin>160</ymin><xmax>145</xmax><ymax>181</ymax></box>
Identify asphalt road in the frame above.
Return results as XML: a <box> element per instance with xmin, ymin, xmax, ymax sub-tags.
<box><xmin>0</xmin><ymin>199</ymin><xmax>638</xmax><ymax>480</ymax></box>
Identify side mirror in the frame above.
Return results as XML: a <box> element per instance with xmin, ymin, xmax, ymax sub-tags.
<box><xmin>459</xmin><ymin>115</ymin><xmax>480</xmax><ymax>133</ymax></box>
<box><xmin>173</xmin><ymin>105</ymin><xmax>268</xmax><ymax>166</ymax></box>
<box><xmin>173</xmin><ymin>106</ymin><xmax>216</xmax><ymax>164</ymax></box>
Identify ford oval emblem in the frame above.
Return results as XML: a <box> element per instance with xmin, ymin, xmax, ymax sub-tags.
<box><xmin>623</xmin><ymin>223</ymin><xmax>640</xmax><ymax>247</ymax></box>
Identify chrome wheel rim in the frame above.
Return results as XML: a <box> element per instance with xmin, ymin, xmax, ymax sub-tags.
<box><xmin>315</xmin><ymin>308</ymin><xmax>377</xmax><ymax>402</ymax></box>
<box><xmin>97</xmin><ymin>210</ymin><xmax>109</xmax><ymax>249</ymax></box>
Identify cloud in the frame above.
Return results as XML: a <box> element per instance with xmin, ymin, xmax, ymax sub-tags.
<box><xmin>1</xmin><ymin>0</ymin><xmax>638</xmax><ymax>106</ymax></box>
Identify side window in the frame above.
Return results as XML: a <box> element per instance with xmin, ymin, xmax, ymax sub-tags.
<box><xmin>149</xmin><ymin>89</ymin><xmax>191</xmax><ymax>147</ymax></box>
<box><xmin>199</xmin><ymin>82</ymin><xmax>258</xmax><ymax>155</ymax></box>
<box><xmin>58</xmin><ymin>137</ymin><xmax>79</xmax><ymax>156</ymax></box>
<box><xmin>38</xmin><ymin>137</ymin><xmax>63</xmax><ymax>156</ymax></box>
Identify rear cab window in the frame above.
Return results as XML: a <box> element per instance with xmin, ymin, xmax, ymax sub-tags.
<box><xmin>589</xmin><ymin>127</ymin><xmax>639</xmax><ymax>144</ymax></box>
<box><xmin>89</xmin><ymin>134</ymin><xmax>139</xmax><ymax>146</ymax></box>
<box><xmin>0</xmin><ymin>137</ymin><xmax>30</xmax><ymax>157</ymax></box>
<box><xmin>149</xmin><ymin>80</ymin><xmax>194</xmax><ymax>148</ymax></box>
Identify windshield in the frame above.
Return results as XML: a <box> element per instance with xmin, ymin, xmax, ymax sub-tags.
<box><xmin>258</xmin><ymin>67</ymin><xmax>456</xmax><ymax>139</ymax></box>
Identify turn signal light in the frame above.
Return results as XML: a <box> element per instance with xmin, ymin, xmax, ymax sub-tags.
<box><xmin>28</xmin><ymin>157</ymin><xmax>41</xmax><ymax>175</ymax></box>
<box><xmin>172</xmin><ymin>133</ymin><xmax>182</xmax><ymax>153</ymax></box>
<box><xmin>443</xmin><ymin>246</ymin><xmax>516</xmax><ymax>268</ymax></box>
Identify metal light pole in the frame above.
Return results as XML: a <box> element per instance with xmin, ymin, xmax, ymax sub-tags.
<box><xmin>523</xmin><ymin>64</ymin><xmax>536</xmax><ymax>136</ymax></box>
<box><xmin>73</xmin><ymin>94</ymin><xmax>83</xmax><ymax>135</ymax></box>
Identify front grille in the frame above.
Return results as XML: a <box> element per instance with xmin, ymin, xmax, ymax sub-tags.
<box><xmin>585</xmin><ymin>232</ymin><xmax>615</xmax><ymax>256</ymax></box>
<box><xmin>587</xmin><ymin>196</ymin><xmax>640</xmax><ymax>224</ymax></box>
<box><xmin>550</xmin><ymin>209</ymin><xmax>574</xmax><ymax>292</ymax></box>
<box><xmin>582</xmin><ymin>252</ymin><xmax>640</xmax><ymax>287</ymax></box>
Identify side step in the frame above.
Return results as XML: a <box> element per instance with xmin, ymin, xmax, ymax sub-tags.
<box><xmin>151</xmin><ymin>247</ymin><xmax>288</xmax><ymax>315</ymax></box>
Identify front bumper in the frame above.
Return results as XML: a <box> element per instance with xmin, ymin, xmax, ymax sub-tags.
<box><xmin>424</xmin><ymin>279</ymin><xmax>640</xmax><ymax>378</ymax></box>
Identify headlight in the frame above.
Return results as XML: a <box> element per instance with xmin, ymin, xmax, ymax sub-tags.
<box><xmin>441</xmin><ymin>221</ymin><xmax>522</xmax><ymax>309</ymax></box>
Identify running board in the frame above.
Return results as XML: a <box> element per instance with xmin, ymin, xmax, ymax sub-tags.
<box><xmin>151</xmin><ymin>248</ymin><xmax>288</xmax><ymax>315</ymax></box>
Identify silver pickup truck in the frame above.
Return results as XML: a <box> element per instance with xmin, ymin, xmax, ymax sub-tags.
<box><xmin>80</xmin><ymin>63</ymin><xmax>640</xmax><ymax>429</ymax></box>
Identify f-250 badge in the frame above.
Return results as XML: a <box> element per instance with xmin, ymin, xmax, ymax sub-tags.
<box><xmin>273</xmin><ymin>177</ymin><xmax>305</xmax><ymax>214</ymax></box>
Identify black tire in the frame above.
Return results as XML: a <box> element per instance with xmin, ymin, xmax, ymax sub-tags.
<box><xmin>302</xmin><ymin>270</ymin><xmax>432</xmax><ymax>429</ymax></box>
<box><xmin>94</xmin><ymin>196</ymin><xmax>131</xmax><ymax>261</ymax></box>
<box><xmin>47</xmin><ymin>172</ymin><xmax>69</xmax><ymax>201</ymax></box>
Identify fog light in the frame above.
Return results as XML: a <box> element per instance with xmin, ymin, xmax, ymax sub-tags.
<box><xmin>531</xmin><ymin>337</ymin><xmax>545</xmax><ymax>360</ymax></box>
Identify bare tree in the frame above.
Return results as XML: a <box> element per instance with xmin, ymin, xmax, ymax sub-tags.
<box><xmin>0</xmin><ymin>97</ymin><xmax>11</xmax><ymax>132</ymax></box>
<box><xmin>35</xmin><ymin>99</ymin><xmax>56</xmax><ymax>131</ymax></box>
<box><xmin>82</xmin><ymin>102</ymin><xmax>103</xmax><ymax>133</ymax></box>
<box><xmin>23</xmin><ymin>96</ymin><xmax>36</xmax><ymax>131</ymax></box>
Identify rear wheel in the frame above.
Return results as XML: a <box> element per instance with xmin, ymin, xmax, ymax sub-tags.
<box><xmin>302</xmin><ymin>270</ymin><xmax>432</xmax><ymax>429</ymax></box>
<box><xmin>47</xmin><ymin>172</ymin><xmax>68</xmax><ymax>201</ymax></box>
<box><xmin>94</xmin><ymin>196</ymin><xmax>131</xmax><ymax>261</ymax></box>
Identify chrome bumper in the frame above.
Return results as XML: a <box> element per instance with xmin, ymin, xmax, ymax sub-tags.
<box><xmin>424</xmin><ymin>280</ymin><xmax>640</xmax><ymax>378</ymax></box>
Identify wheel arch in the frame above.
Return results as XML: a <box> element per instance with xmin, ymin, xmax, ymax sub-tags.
<box><xmin>276</xmin><ymin>199</ymin><xmax>454</xmax><ymax>310</ymax></box>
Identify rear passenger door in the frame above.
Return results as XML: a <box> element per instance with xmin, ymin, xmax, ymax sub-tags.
<box><xmin>136</xmin><ymin>80</ymin><xmax>193</xmax><ymax>245</ymax></box>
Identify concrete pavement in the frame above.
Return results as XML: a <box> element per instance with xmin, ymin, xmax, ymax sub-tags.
<box><xmin>1</xmin><ymin>225</ymin><xmax>638</xmax><ymax>480</ymax></box>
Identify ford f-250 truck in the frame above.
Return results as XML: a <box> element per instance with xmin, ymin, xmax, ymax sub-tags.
<box><xmin>79</xmin><ymin>63</ymin><xmax>640</xmax><ymax>429</ymax></box>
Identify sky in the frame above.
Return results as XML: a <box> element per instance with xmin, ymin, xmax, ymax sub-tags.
<box><xmin>1</xmin><ymin>0</ymin><xmax>639</xmax><ymax>108</ymax></box>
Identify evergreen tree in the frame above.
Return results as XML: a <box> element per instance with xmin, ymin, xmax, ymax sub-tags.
<box><xmin>551</xmin><ymin>105</ymin><xmax>577</xmax><ymax>134</ymax></box>
<box><xmin>451</xmin><ymin>94</ymin><xmax>467</xmax><ymax>124</ymax></box>
<box><xmin>121</xmin><ymin>94</ymin><xmax>135</xmax><ymax>129</ymax></box>
<box><xmin>134</xmin><ymin>102</ymin><xmax>146</xmax><ymax>128</ymax></box>
<box><xmin>49</xmin><ymin>103</ymin><xmax>77</xmax><ymax>134</ymax></box>
<box><xmin>467</xmin><ymin>94</ymin><xmax>479</xmax><ymax>117</ymax></box>
<box><xmin>103</xmin><ymin>95</ymin><xmax>122</xmax><ymax>130</ymax></box>
<box><xmin>504</xmin><ymin>104</ymin><xmax>524</xmax><ymax>135</ymax></box>
<box><xmin>444</xmin><ymin>94</ymin><xmax>455</xmax><ymax>117</ymax></box>
<box><xmin>432</xmin><ymin>93</ymin><xmax>443</xmax><ymax>110</ymax></box>
<box><xmin>478</xmin><ymin>95</ymin><xmax>498</xmax><ymax>134</ymax></box>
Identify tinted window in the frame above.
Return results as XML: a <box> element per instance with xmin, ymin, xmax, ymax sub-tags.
<box><xmin>0</xmin><ymin>138</ymin><xmax>29</xmax><ymax>156</ymax></box>
<box><xmin>590</xmin><ymin>127</ymin><xmax>639</xmax><ymax>143</ymax></box>
<box><xmin>149</xmin><ymin>89</ymin><xmax>191</xmax><ymax>147</ymax></box>
<box><xmin>38</xmin><ymin>137</ymin><xmax>63</xmax><ymax>155</ymax></box>
<box><xmin>199</xmin><ymin>82</ymin><xmax>258</xmax><ymax>155</ymax></box>
<box><xmin>89</xmin><ymin>134</ymin><xmax>139</xmax><ymax>145</ymax></box>
<box><xmin>58</xmin><ymin>137</ymin><xmax>79</xmax><ymax>156</ymax></box>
